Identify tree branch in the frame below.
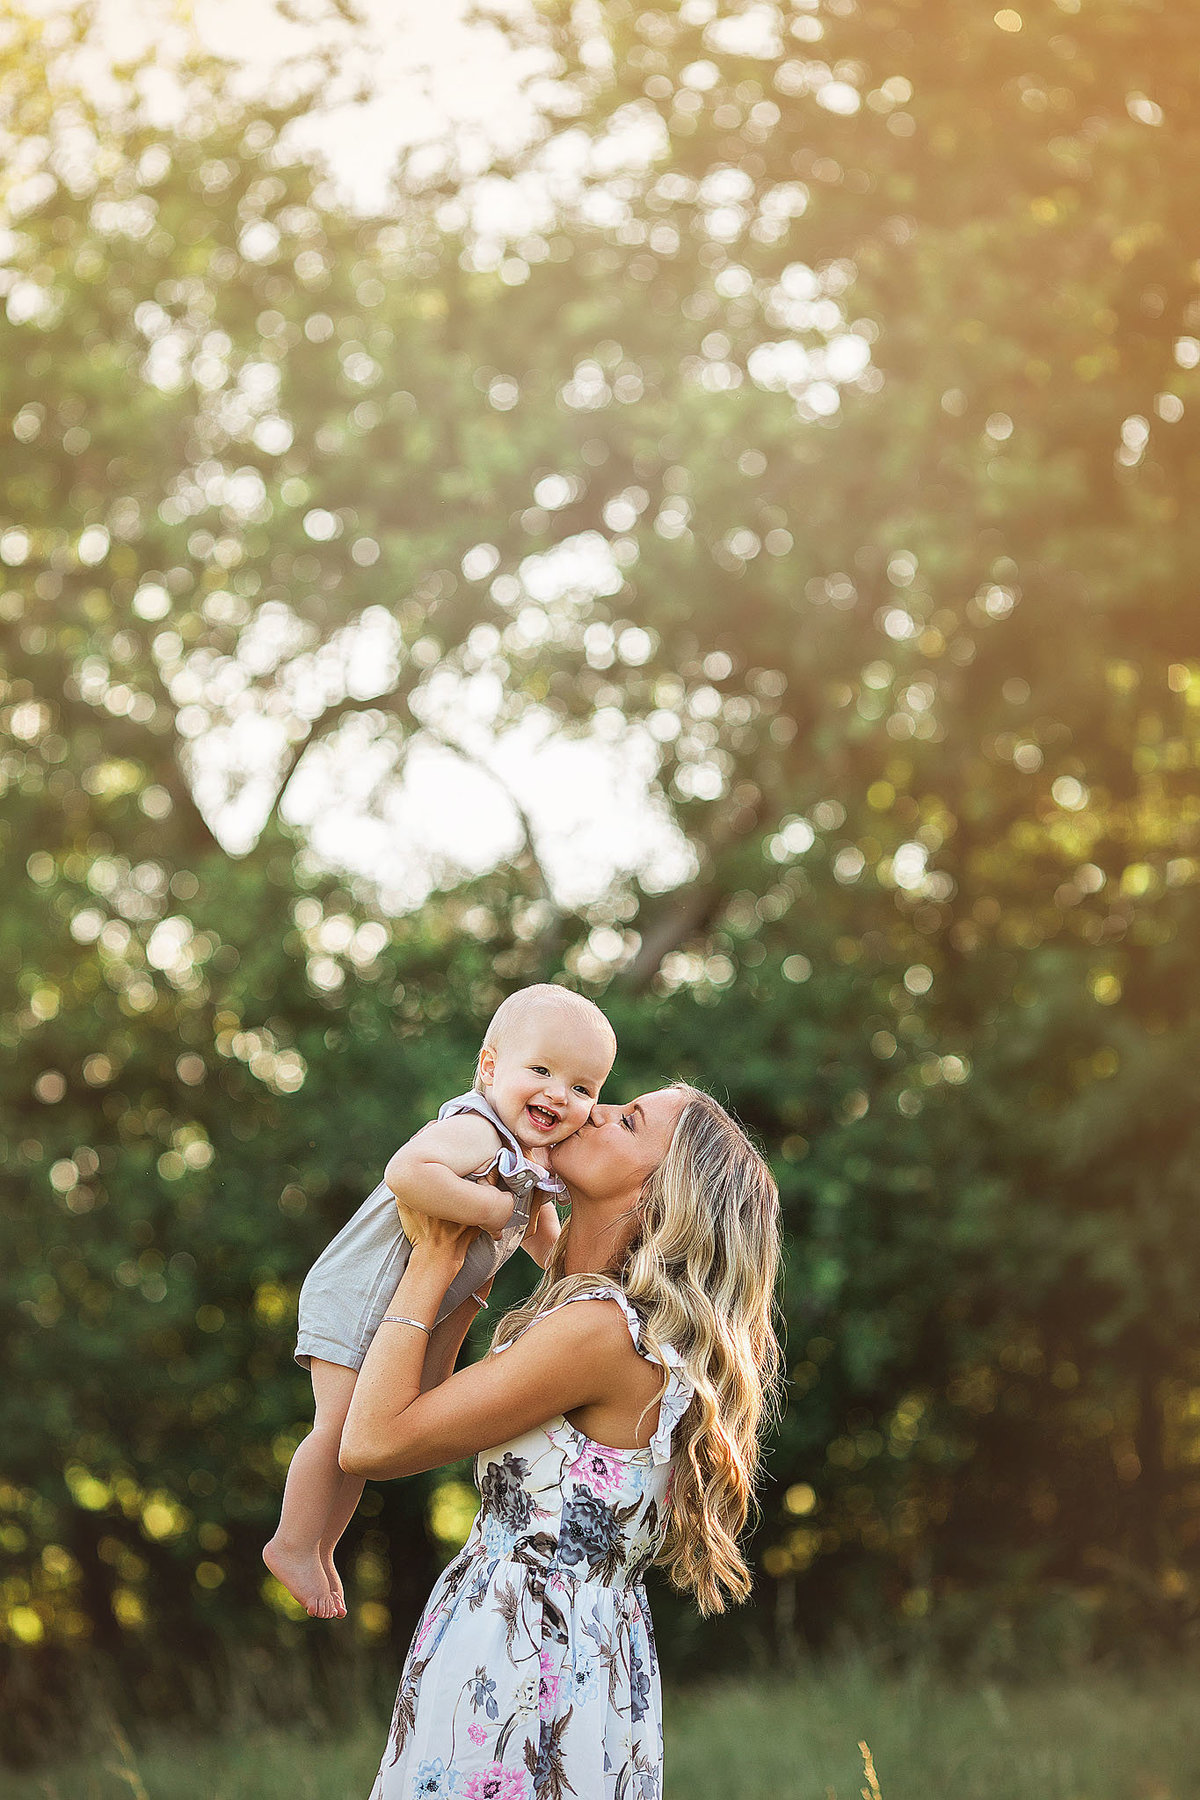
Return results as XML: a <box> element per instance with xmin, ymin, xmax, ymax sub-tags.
<box><xmin>623</xmin><ymin>882</ymin><xmax>725</xmax><ymax>993</ymax></box>
<box><xmin>419</xmin><ymin>722</ymin><xmax>561</xmax><ymax>935</ymax></box>
<box><xmin>268</xmin><ymin>671</ymin><xmax>424</xmax><ymax>828</ymax></box>
<box><xmin>623</xmin><ymin>789</ymin><xmax>766</xmax><ymax>992</ymax></box>
<box><xmin>268</xmin><ymin>693</ymin><xmax>565</xmax><ymax>963</ymax></box>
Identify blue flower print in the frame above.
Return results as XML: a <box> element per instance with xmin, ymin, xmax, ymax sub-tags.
<box><xmin>569</xmin><ymin>1656</ymin><xmax>599</xmax><ymax>1708</ymax></box>
<box><xmin>559</xmin><ymin>1483</ymin><xmax>623</xmax><ymax>1578</ymax></box>
<box><xmin>411</xmin><ymin>1757</ymin><xmax>455</xmax><ymax>1797</ymax></box>
<box><xmin>479</xmin><ymin>1452</ymin><xmax>533</xmax><ymax>1532</ymax></box>
<box><xmin>466</xmin><ymin>1563</ymin><xmax>493</xmax><ymax>1611</ymax></box>
<box><xmin>629</xmin><ymin>1640</ymin><xmax>651</xmax><ymax>1725</ymax></box>
<box><xmin>467</xmin><ymin>1666</ymin><xmax>500</xmax><ymax>1720</ymax></box>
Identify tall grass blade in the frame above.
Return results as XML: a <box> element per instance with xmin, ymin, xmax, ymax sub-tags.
<box><xmin>103</xmin><ymin>1716</ymin><xmax>151</xmax><ymax>1800</ymax></box>
<box><xmin>859</xmin><ymin>1738</ymin><xmax>883</xmax><ymax>1800</ymax></box>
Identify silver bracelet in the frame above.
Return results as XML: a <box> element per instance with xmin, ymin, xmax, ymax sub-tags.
<box><xmin>471</xmin><ymin>1291</ymin><xmax>489</xmax><ymax>1310</ymax></box>
<box><xmin>381</xmin><ymin>1314</ymin><xmax>431</xmax><ymax>1335</ymax></box>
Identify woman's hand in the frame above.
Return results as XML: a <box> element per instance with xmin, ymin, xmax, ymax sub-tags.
<box><xmin>397</xmin><ymin>1203</ymin><xmax>479</xmax><ymax>1274</ymax></box>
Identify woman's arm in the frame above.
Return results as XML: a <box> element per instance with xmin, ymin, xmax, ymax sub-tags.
<box><xmin>418</xmin><ymin>1275</ymin><xmax>493</xmax><ymax>1395</ymax></box>
<box><xmin>338</xmin><ymin>1245</ymin><xmax>643</xmax><ymax>1481</ymax></box>
<box><xmin>521</xmin><ymin>1197</ymin><xmax>562</xmax><ymax>1269</ymax></box>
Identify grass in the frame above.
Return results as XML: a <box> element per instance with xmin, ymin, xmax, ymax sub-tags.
<box><xmin>665</xmin><ymin>1659</ymin><xmax>1195</xmax><ymax>1799</ymax></box>
<box><xmin>8</xmin><ymin>1658</ymin><xmax>1197</xmax><ymax>1800</ymax></box>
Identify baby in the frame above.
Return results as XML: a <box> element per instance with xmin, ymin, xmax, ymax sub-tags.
<box><xmin>263</xmin><ymin>983</ymin><xmax>616</xmax><ymax>1618</ymax></box>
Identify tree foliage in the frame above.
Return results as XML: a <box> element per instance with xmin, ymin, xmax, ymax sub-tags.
<box><xmin>4</xmin><ymin>0</ymin><xmax>1200</xmax><ymax>1754</ymax></box>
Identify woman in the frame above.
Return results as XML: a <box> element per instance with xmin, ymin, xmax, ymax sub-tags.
<box><xmin>340</xmin><ymin>1083</ymin><xmax>782</xmax><ymax>1800</ymax></box>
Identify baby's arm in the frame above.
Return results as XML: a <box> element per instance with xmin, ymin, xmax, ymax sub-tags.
<box><xmin>386</xmin><ymin>1114</ymin><xmax>514</xmax><ymax>1237</ymax></box>
<box><xmin>521</xmin><ymin>1196</ymin><xmax>562</xmax><ymax>1269</ymax></box>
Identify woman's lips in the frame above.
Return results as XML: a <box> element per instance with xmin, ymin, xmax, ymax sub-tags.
<box><xmin>526</xmin><ymin>1103</ymin><xmax>559</xmax><ymax>1132</ymax></box>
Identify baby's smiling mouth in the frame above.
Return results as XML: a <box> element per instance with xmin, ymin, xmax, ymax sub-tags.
<box><xmin>526</xmin><ymin>1103</ymin><xmax>559</xmax><ymax>1132</ymax></box>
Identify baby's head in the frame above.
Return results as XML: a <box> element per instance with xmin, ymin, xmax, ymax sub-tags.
<box><xmin>474</xmin><ymin>984</ymin><xmax>616</xmax><ymax>1154</ymax></box>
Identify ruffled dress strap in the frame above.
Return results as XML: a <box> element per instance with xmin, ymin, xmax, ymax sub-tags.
<box><xmin>437</xmin><ymin>1090</ymin><xmax>566</xmax><ymax>1197</ymax></box>
<box><xmin>495</xmin><ymin>1285</ymin><xmax>695</xmax><ymax>1465</ymax></box>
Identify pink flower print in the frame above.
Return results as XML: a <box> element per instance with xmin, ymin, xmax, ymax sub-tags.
<box><xmin>569</xmin><ymin>1444</ymin><xmax>623</xmax><ymax>1499</ymax></box>
<box><xmin>468</xmin><ymin>1723</ymin><xmax>488</xmax><ymax>1746</ymax></box>
<box><xmin>462</xmin><ymin>1765</ymin><xmax>528</xmax><ymax>1800</ymax></box>
<box><xmin>538</xmin><ymin>1647</ymin><xmax>560</xmax><ymax>1709</ymax></box>
<box><xmin>413</xmin><ymin>1610</ymin><xmax>437</xmax><ymax>1656</ymax></box>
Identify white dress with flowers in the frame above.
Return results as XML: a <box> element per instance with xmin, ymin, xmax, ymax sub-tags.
<box><xmin>368</xmin><ymin>1288</ymin><xmax>695</xmax><ymax>1800</ymax></box>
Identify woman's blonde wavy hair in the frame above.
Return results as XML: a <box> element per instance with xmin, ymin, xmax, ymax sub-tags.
<box><xmin>491</xmin><ymin>1084</ymin><xmax>783</xmax><ymax>1616</ymax></box>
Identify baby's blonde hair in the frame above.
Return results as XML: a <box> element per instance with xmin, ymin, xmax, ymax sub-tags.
<box><xmin>472</xmin><ymin>983</ymin><xmax>617</xmax><ymax>1092</ymax></box>
<box><xmin>492</xmin><ymin>1084</ymin><xmax>783</xmax><ymax>1615</ymax></box>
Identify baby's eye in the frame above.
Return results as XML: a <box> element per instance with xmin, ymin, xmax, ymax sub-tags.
<box><xmin>530</xmin><ymin>1066</ymin><xmax>549</xmax><ymax>1076</ymax></box>
<box><xmin>573</xmin><ymin>1084</ymin><xmax>592</xmax><ymax>1097</ymax></box>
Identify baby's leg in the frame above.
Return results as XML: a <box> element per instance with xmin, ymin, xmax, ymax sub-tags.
<box><xmin>263</xmin><ymin>1358</ymin><xmax>358</xmax><ymax>1619</ymax></box>
<box><xmin>318</xmin><ymin>1466</ymin><xmax>366</xmax><ymax>1613</ymax></box>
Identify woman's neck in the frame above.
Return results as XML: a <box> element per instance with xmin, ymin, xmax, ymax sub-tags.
<box><xmin>561</xmin><ymin>1191</ymin><xmax>639</xmax><ymax>1278</ymax></box>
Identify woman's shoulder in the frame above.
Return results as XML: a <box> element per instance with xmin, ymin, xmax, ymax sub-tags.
<box><xmin>489</xmin><ymin>1286</ymin><xmax>695</xmax><ymax>1462</ymax></box>
<box><xmin>566</xmin><ymin>1288</ymin><xmax>649</xmax><ymax>1351</ymax></box>
<box><xmin>494</xmin><ymin>1284</ymin><xmax>663</xmax><ymax>1369</ymax></box>
<box><xmin>516</xmin><ymin>1287</ymin><xmax>695</xmax><ymax>1463</ymax></box>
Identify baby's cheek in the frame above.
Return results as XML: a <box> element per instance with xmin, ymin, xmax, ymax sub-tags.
<box><xmin>555</xmin><ymin>1103</ymin><xmax>589</xmax><ymax>1140</ymax></box>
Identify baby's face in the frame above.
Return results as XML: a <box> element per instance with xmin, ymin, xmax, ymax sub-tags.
<box><xmin>481</xmin><ymin>1012</ymin><xmax>615</xmax><ymax>1153</ymax></box>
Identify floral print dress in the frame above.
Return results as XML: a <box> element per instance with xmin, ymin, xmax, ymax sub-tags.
<box><xmin>369</xmin><ymin>1287</ymin><xmax>695</xmax><ymax>1800</ymax></box>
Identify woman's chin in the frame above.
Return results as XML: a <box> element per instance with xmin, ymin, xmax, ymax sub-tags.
<box><xmin>547</xmin><ymin>1139</ymin><xmax>579</xmax><ymax>1185</ymax></box>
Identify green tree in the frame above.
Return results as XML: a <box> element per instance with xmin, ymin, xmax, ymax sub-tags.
<box><xmin>5</xmin><ymin>0</ymin><xmax>1200</xmax><ymax>1754</ymax></box>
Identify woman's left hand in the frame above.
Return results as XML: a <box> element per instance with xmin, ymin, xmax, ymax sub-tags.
<box><xmin>398</xmin><ymin>1204</ymin><xmax>479</xmax><ymax>1274</ymax></box>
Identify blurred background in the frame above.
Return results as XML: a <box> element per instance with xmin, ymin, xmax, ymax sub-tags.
<box><xmin>3</xmin><ymin>0</ymin><xmax>1200</xmax><ymax>1792</ymax></box>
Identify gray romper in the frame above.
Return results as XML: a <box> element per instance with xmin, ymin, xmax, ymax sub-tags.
<box><xmin>294</xmin><ymin>1090</ymin><xmax>564</xmax><ymax>1373</ymax></box>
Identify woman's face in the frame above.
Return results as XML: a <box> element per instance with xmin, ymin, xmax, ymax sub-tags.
<box><xmin>549</xmin><ymin>1086</ymin><xmax>686</xmax><ymax>1204</ymax></box>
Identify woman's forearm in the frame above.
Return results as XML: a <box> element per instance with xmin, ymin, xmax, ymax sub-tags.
<box><xmin>420</xmin><ymin>1280</ymin><xmax>491</xmax><ymax>1394</ymax></box>
<box><xmin>522</xmin><ymin>1200</ymin><xmax>561</xmax><ymax>1269</ymax></box>
<box><xmin>339</xmin><ymin>1246</ymin><xmax>463</xmax><ymax>1476</ymax></box>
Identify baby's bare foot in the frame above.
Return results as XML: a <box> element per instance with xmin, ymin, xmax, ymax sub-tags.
<box><xmin>263</xmin><ymin>1536</ymin><xmax>338</xmax><ymax>1618</ymax></box>
<box><xmin>320</xmin><ymin>1548</ymin><xmax>347</xmax><ymax>1618</ymax></box>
